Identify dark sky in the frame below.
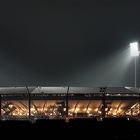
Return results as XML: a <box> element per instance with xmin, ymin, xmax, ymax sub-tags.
<box><xmin>0</xmin><ymin>0</ymin><xmax>140</xmax><ymax>86</ymax></box>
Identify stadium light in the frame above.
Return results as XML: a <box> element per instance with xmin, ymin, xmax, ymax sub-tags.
<box><xmin>130</xmin><ymin>42</ymin><xmax>139</xmax><ymax>56</ymax></box>
<box><xmin>130</xmin><ymin>42</ymin><xmax>140</xmax><ymax>88</ymax></box>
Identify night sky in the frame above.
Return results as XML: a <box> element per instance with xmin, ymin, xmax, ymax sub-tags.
<box><xmin>0</xmin><ymin>0</ymin><xmax>140</xmax><ymax>86</ymax></box>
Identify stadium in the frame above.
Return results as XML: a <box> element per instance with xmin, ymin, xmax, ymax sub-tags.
<box><xmin>0</xmin><ymin>86</ymin><xmax>140</xmax><ymax>121</ymax></box>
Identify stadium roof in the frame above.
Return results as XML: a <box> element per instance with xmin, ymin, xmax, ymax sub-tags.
<box><xmin>0</xmin><ymin>87</ymin><xmax>139</xmax><ymax>94</ymax></box>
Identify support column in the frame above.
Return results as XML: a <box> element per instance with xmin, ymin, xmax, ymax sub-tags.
<box><xmin>65</xmin><ymin>86</ymin><xmax>69</xmax><ymax>122</ymax></box>
<box><xmin>102</xmin><ymin>91</ymin><xmax>106</xmax><ymax>119</ymax></box>
<box><xmin>29</xmin><ymin>93</ymin><xmax>31</xmax><ymax>120</ymax></box>
<box><xmin>66</xmin><ymin>86</ymin><xmax>69</xmax><ymax>117</ymax></box>
<box><xmin>0</xmin><ymin>94</ymin><xmax>1</xmax><ymax>120</ymax></box>
<box><xmin>26</xmin><ymin>87</ymin><xmax>31</xmax><ymax>121</ymax></box>
<box><xmin>139</xmin><ymin>93</ymin><xmax>140</xmax><ymax>120</ymax></box>
<box><xmin>100</xmin><ymin>87</ymin><xmax>106</xmax><ymax>119</ymax></box>
<box><xmin>134</xmin><ymin>57</ymin><xmax>137</xmax><ymax>88</ymax></box>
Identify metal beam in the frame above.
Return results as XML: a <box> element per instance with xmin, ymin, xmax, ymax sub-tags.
<box><xmin>32</xmin><ymin>102</ymin><xmax>39</xmax><ymax>113</ymax></box>
<box><xmin>43</xmin><ymin>101</ymin><xmax>47</xmax><ymax>112</ymax></box>
<box><xmin>116</xmin><ymin>102</ymin><xmax>122</xmax><ymax>116</ymax></box>
<box><xmin>86</xmin><ymin>101</ymin><xmax>91</xmax><ymax>113</ymax></box>
<box><xmin>66</xmin><ymin>86</ymin><xmax>69</xmax><ymax>117</ymax></box>
<box><xmin>0</xmin><ymin>94</ymin><xmax>1</xmax><ymax>120</ymax></box>
<box><xmin>26</xmin><ymin>86</ymin><xmax>31</xmax><ymax>121</ymax></box>
<box><xmin>138</xmin><ymin>93</ymin><xmax>140</xmax><ymax>120</ymax></box>
<box><xmin>74</xmin><ymin>101</ymin><xmax>80</xmax><ymax>116</ymax></box>
<box><xmin>101</xmin><ymin>87</ymin><xmax>106</xmax><ymax>118</ymax></box>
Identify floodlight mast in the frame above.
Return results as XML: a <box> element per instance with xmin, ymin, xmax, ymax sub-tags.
<box><xmin>130</xmin><ymin>42</ymin><xmax>139</xmax><ymax>88</ymax></box>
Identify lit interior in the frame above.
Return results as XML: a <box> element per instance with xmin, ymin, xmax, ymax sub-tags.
<box><xmin>1</xmin><ymin>100</ymin><xmax>139</xmax><ymax>119</ymax></box>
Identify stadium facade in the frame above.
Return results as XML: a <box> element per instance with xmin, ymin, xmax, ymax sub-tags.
<box><xmin>0</xmin><ymin>87</ymin><xmax>140</xmax><ymax>121</ymax></box>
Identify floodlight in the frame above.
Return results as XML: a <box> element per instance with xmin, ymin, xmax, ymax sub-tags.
<box><xmin>130</xmin><ymin>42</ymin><xmax>139</xmax><ymax>56</ymax></box>
<box><xmin>130</xmin><ymin>42</ymin><xmax>140</xmax><ymax>88</ymax></box>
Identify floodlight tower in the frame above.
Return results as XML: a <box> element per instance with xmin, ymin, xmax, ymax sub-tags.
<box><xmin>130</xmin><ymin>42</ymin><xmax>140</xmax><ymax>88</ymax></box>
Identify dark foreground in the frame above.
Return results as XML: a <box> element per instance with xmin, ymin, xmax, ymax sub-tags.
<box><xmin>0</xmin><ymin>118</ymin><xmax>140</xmax><ymax>139</ymax></box>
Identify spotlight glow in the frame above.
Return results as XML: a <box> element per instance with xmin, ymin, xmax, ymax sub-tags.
<box><xmin>130</xmin><ymin>42</ymin><xmax>139</xmax><ymax>56</ymax></box>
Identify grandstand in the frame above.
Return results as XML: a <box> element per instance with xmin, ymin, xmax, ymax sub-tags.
<box><xmin>0</xmin><ymin>87</ymin><xmax>140</xmax><ymax>121</ymax></box>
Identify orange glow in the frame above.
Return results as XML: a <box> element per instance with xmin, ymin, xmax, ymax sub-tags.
<box><xmin>113</xmin><ymin>112</ymin><xmax>117</xmax><ymax>116</ymax></box>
